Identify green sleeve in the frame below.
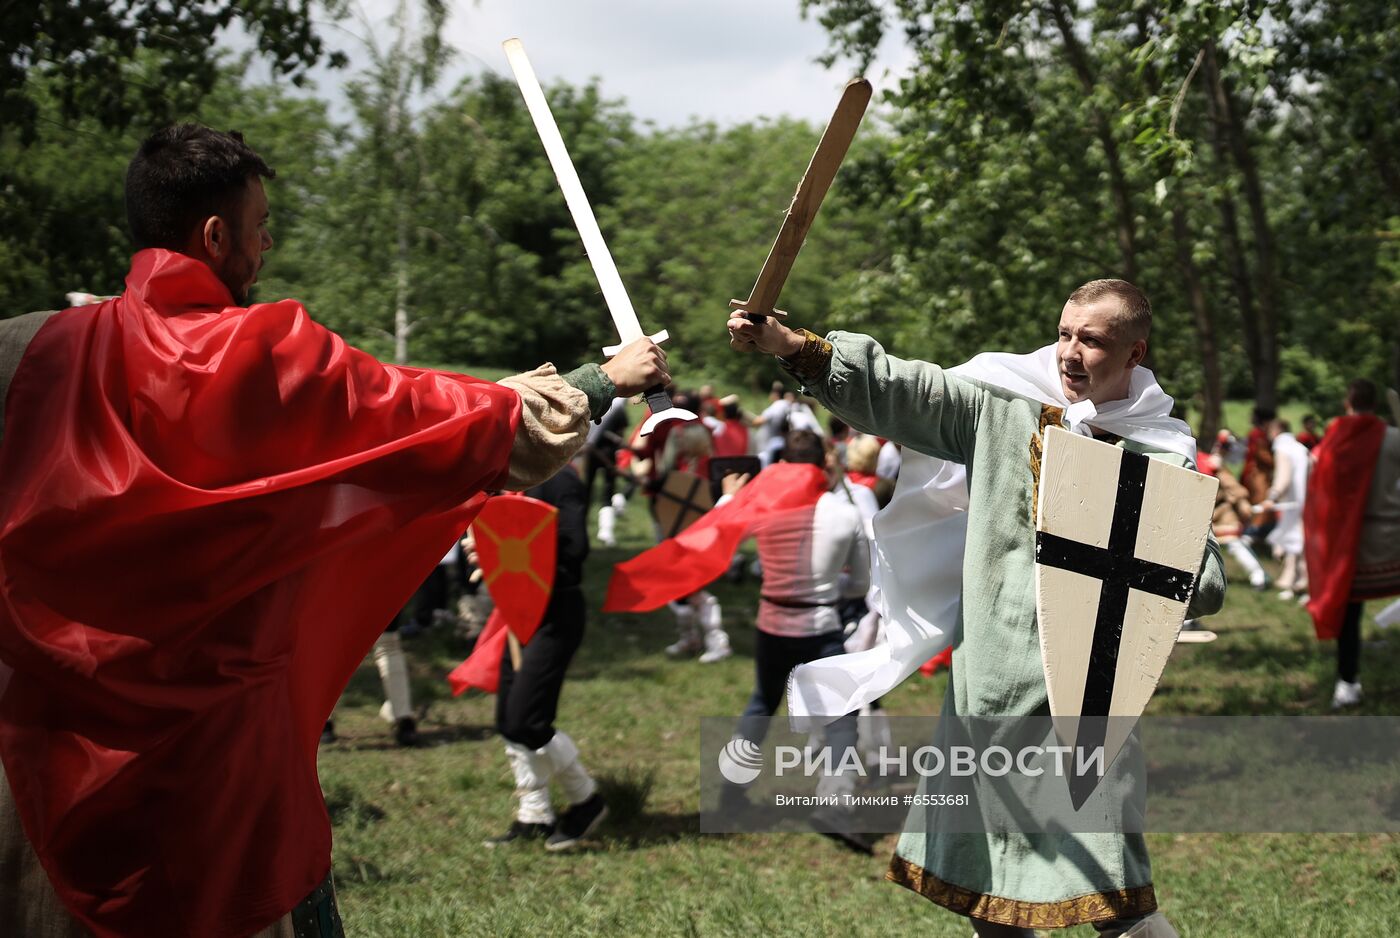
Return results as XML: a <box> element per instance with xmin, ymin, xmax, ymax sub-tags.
<box><xmin>561</xmin><ymin>364</ymin><xmax>616</xmax><ymax>422</ymax></box>
<box><xmin>1188</xmin><ymin>534</ymin><xmax>1227</xmax><ymax>618</ymax></box>
<box><xmin>780</xmin><ymin>329</ymin><xmax>984</xmax><ymax>464</ymax></box>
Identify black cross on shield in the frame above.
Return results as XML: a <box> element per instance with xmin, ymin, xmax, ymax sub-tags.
<box><xmin>1034</xmin><ymin>428</ymin><xmax>1218</xmax><ymax>809</ymax></box>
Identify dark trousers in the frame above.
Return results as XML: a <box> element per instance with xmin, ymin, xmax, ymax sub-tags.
<box><xmin>1338</xmin><ymin>601</ymin><xmax>1363</xmax><ymax>683</ymax></box>
<box><xmin>738</xmin><ymin>629</ymin><xmax>857</xmax><ymax>754</ymax></box>
<box><xmin>586</xmin><ymin>446</ymin><xmax>621</xmax><ymax>505</ymax></box>
<box><xmin>495</xmin><ymin>590</ymin><xmax>586</xmax><ymax>750</ymax></box>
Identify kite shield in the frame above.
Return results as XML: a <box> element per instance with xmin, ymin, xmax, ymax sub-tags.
<box><xmin>653</xmin><ymin>470</ymin><xmax>713</xmax><ymax>540</ymax></box>
<box><xmin>1034</xmin><ymin>427</ymin><xmax>1217</xmax><ymax>806</ymax></box>
<box><xmin>473</xmin><ymin>494</ymin><xmax>558</xmax><ymax>644</ymax></box>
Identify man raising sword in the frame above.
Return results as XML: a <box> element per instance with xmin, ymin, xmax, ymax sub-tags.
<box><xmin>727</xmin><ymin>280</ymin><xmax>1225</xmax><ymax>938</ymax></box>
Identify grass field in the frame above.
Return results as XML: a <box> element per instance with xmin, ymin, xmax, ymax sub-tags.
<box><xmin>319</xmin><ymin>494</ymin><xmax>1399</xmax><ymax>937</ymax></box>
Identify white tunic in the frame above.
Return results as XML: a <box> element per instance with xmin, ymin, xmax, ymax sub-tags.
<box><xmin>1267</xmin><ymin>432</ymin><xmax>1311</xmax><ymax>555</ymax></box>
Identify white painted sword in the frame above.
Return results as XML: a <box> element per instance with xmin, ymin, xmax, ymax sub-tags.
<box><xmin>504</xmin><ymin>38</ymin><xmax>695</xmax><ymax>437</ymax></box>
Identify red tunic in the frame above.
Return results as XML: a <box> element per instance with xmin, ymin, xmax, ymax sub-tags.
<box><xmin>0</xmin><ymin>250</ymin><xmax>521</xmax><ymax>937</ymax></box>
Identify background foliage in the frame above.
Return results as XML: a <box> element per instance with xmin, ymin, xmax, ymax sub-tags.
<box><xmin>2</xmin><ymin>0</ymin><xmax>1396</xmax><ymax>433</ymax></box>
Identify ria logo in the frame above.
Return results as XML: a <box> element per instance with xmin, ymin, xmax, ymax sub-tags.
<box><xmin>717</xmin><ymin>738</ymin><xmax>764</xmax><ymax>785</ymax></box>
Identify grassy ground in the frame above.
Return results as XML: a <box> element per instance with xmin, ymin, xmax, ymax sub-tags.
<box><xmin>319</xmin><ymin>495</ymin><xmax>1399</xmax><ymax>937</ymax></box>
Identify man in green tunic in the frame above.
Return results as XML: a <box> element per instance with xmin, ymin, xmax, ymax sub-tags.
<box><xmin>727</xmin><ymin>280</ymin><xmax>1225</xmax><ymax>938</ymax></box>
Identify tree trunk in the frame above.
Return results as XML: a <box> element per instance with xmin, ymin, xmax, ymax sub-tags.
<box><xmin>1170</xmin><ymin>203</ymin><xmax>1223</xmax><ymax>444</ymax></box>
<box><xmin>1203</xmin><ymin>40</ymin><xmax>1279</xmax><ymax>412</ymax></box>
<box><xmin>1371</xmin><ymin>139</ymin><xmax>1400</xmax><ymax>210</ymax></box>
<box><xmin>1050</xmin><ymin>1</ymin><xmax>1138</xmax><ymax>284</ymax></box>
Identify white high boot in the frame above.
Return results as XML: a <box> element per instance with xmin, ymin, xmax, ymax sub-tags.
<box><xmin>503</xmin><ymin>741</ymin><xmax>555</xmax><ymax>825</ymax></box>
<box><xmin>1098</xmin><ymin>912</ymin><xmax>1180</xmax><ymax>938</ymax></box>
<box><xmin>611</xmin><ymin>492</ymin><xmax>626</xmax><ymax>513</ymax></box>
<box><xmin>665</xmin><ymin>602</ymin><xmax>701</xmax><ymax>657</ymax></box>
<box><xmin>1225</xmin><ymin>537</ymin><xmax>1268</xmax><ymax>589</ymax></box>
<box><xmin>597</xmin><ymin>505</ymin><xmax>617</xmax><ymax>547</ymax></box>
<box><xmin>970</xmin><ymin>921</ymin><xmax>1034</xmax><ymax>937</ymax></box>
<box><xmin>696</xmin><ymin>592</ymin><xmax>731</xmax><ymax>663</ymax></box>
<box><xmin>373</xmin><ymin>631</ymin><xmax>413</xmax><ymax>724</ymax></box>
<box><xmin>542</xmin><ymin>730</ymin><xmax>597</xmax><ymax>806</ymax></box>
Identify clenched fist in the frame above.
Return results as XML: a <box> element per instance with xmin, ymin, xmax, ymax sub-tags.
<box><xmin>726</xmin><ymin>312</ymin><xmax>805</xmax><ymax>357</ymax></box>
<box><xmin>600</xmin><ymin>337</ymin><xmax>670</xmax><ymax>396</ymax></box>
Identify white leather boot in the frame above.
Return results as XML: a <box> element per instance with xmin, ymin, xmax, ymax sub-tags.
<box><xmin>597</xmin><ymin>505</ymin><xmax>617</xmax><ymax>547</ymax></box>
<box><xmin>665</xmin><ymin>602</ymin><xmax>701</xmax><ymax>657</ymax></box>
<box><xmin>504</xmin><ymin>741</ymin><xmax>555</xmax><ymax>825</ymax></box>
<box><xmin>696</xmin><ymin>593</ymin><xmax>731</xmax><ymax>663</ymax></box>
<box><xmin>542</xmin><ymin>730</ymin><xmax>597</xmax><ymax>805</ymax></box>
<box><xmin>373</xmin><ymin>631</ymin><xmax>413</xmax><ymax>724</ymax></box>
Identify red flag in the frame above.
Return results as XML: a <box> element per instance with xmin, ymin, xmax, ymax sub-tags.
<box><xmin>447</xmin><ymin>610</ymin><xmax>509</xmax><ymax>695</ymax></box>
<box><xmin>1304</xmin><ymin>413</ymin><xmax>1386</xmax><ymax>639</ymax></box>
<box><xmin>604</xmin><ymin>462</ymin><xmax>829</xmax><ymax>612</ymax></box>
<box><xmin>0</xmin><ymin>250</ymin><xmax>521</xmax><ymax>938</ymax></box>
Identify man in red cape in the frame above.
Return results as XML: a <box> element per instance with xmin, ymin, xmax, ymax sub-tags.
<box><xmin>0</xmin><ymin>124</ymin><xmax>667</xmax><ymax>938</ymax></box>
<box><xmin>1304</xmin><ymin>379</ymin><xmax>1400</xmax><ymax>709</ymax></box>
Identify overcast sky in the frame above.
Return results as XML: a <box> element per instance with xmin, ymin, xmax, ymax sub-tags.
<box><xmin>292</xmin><ymin>0</ymin><xmax>913</xmax><ymax>128</ymax></box>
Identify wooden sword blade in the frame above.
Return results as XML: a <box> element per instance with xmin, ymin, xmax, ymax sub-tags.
<box><xmin>731</xmin><ymin>78</ymin><xmax>873</xmax><ymax>321</ymax></box>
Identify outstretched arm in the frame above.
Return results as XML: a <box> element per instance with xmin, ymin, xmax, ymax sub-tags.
<box><xmin>499</xmin><ymin>337</ymin><xmax>669</xmax><ymax>490</ymax></box>
<box><xmin>727</xmin><ymin>313</ymin><xmax>982</xmax><ymax>465</ymax></box>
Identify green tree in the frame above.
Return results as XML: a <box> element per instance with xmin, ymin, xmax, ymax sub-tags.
<box><xmin>1</xmin><ymin>1</ymin><xmax>348</xmax><ymax>139</ymax></box>
<box><xmin>799</xmin><ymin>0</ymin><xmax>1399</xmax><ymax>434</ymax></box>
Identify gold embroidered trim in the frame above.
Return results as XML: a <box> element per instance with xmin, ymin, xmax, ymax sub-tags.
<box><xmin>1028</xmin><ymin>403</ymin><xmax>1065</xmax><ymax>525</ymax></box>
<box><xmin>886</xmin><ymin>854</ymin><xmax>1157</xmax><ymax>928</ymax></box>
<box><xmin>778</xmin><ymin>328</ymin><xmax>833</xmax><ymax>384</ymax></box>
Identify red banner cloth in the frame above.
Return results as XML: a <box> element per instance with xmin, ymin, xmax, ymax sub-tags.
<box><xmin>0</xmin><ymin>250</ymin><xmax>521</xmax><ymax>938</ymax></box>
<box><xmin>1304</xmin><ymin>413</ymin><xmax>1386</xmax><ymax>639</ymax></box>
<box><xmin>448</xmin><ymin>609</ymin><xmax>510</xmax><ymax>695</ymax></box>
<box><xmin>603</xmin><ymin>462</ymin><xmax>829</xmax><ymax>612</ymax></box>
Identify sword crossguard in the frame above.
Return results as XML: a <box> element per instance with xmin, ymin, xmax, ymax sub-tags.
<box><xmin>602</xmin><ymin>328</ymin><xmax>669</xmax><ymax>358</ymax></box>
<box><xmin>729</xmin><ymin>298</ymin><xmax>788</xmax><ymax>323</ymax></box>
<box><xmin>600</xmin><ymin>328</ymin><xmax>695</xmax><ymax>437</ymax></box>
<box><xmin>638</xmin><ymin>386</ymin><xmax>697</xmax><ymax>438</ymax></box>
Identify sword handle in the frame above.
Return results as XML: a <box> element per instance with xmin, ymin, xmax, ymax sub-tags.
<box><xmin>636</xmin><ymin>385</ymin><xmax>698</xmax><ymax>438</ymax></box>
<box><xmin>643</xmin><ymin>384</ymin><xmax>674</xmax><ymax>415</ymax></box>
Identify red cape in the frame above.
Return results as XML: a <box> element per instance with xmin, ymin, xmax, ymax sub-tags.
<box><xmin>603</xmin><ymin>462</ymin><xmax>829</xmax><ymax>612</ymax></box>
<box><xmin>712</xmin><ymin>419</ymin><xmax>750</xmax><ymax>458</ymax></box>
<box><xmin>0</xmin><ymin>250</ymin><xmax>521</xmax><ymax>937</ymax></box>
<box><xmin>1304</xmin><ymin>413</ymin><xmax>1386</xmax><ymax>639</ymax></box>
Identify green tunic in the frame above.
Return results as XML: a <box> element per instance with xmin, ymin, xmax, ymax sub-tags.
<box><xmin>784</xmin><ymin>331</ymin><xmax>1226</xmax><ymax>929</ymax></box>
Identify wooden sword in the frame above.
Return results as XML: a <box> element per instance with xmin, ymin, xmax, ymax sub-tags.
<box><xmin>731</xmin><ymin>78</ymin><xmax>873</xmax><ymax>323</ymax></box>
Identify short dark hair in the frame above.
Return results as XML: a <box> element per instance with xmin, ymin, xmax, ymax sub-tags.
<box><xmin>1067</xmin><ymin>279</ymin><xmax>1152</xmax><ymax>342</ymax></box>
<box><xmin>1346</xmin><ymin>378</ymin><xmax>1377</xmax><ymax>413</ymax></box>
<box><xmin>780</xmin><ymin>429</ymin><xmax>826</xmax><ymax>466</ymax></box>
<box><xmin>125</xmin><ymin>124</ymin><xmax>275</xmax><ymax>250</ymax></box>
